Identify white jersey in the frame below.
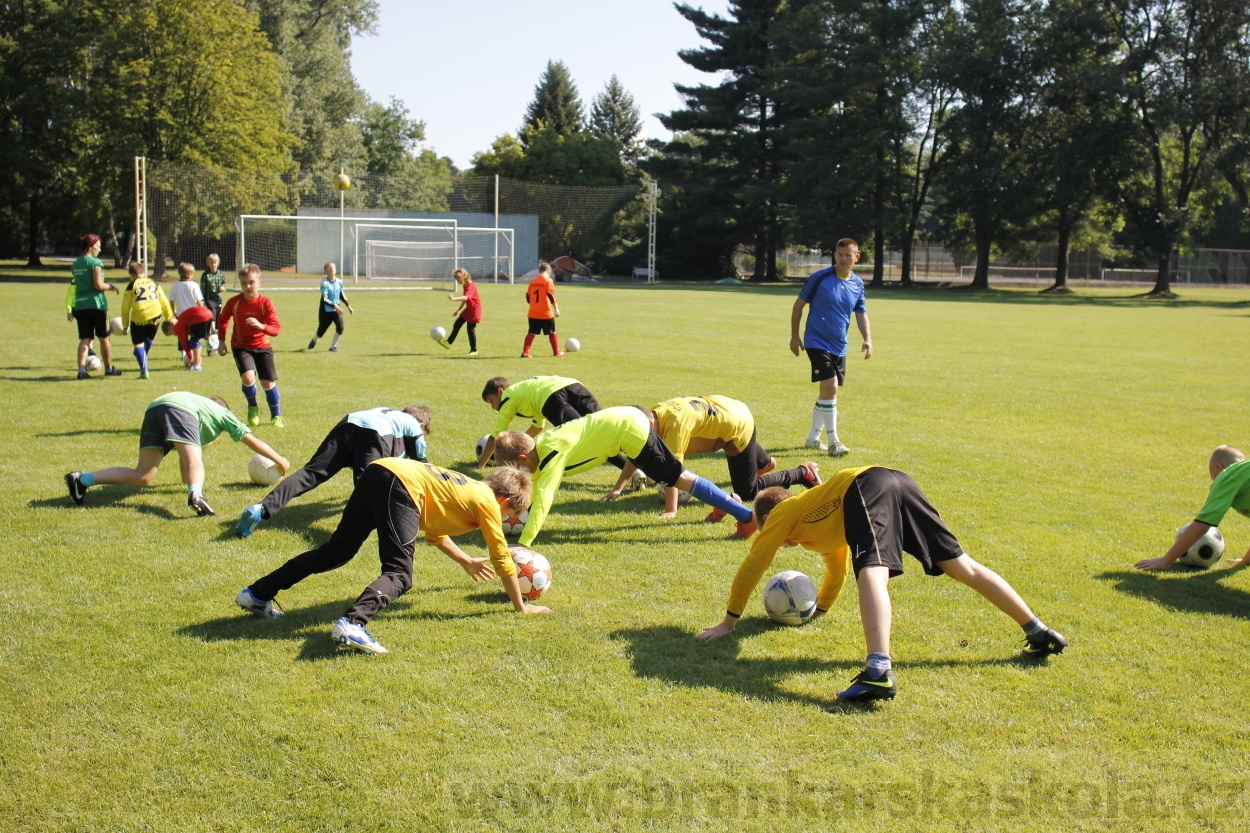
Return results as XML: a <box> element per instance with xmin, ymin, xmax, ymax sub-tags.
<box><xmin>169</xmin><ymin>280</ymin><xmax>204</xmax><ymax>314</ymax></box>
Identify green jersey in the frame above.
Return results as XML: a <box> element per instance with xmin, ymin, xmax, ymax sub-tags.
<box><xmin>1195</xmin><ymin>459</ymin><xmax>1250</xmax><ymax>526</ymax></box>
<box><xmin>200</xmin><ymin>270</ymin><xmax>227</xmax><ymax>302</ymax></box>
<box><xmin>491</xmin><ymin>376</ymin><xmax>579</xmax><ymax>436</ymax></box>
<box><xmin>518</xmin><ymin>406</ymin><xmax>650</xmax><ymax>547</ymax></box>
<box><xmin>68</xmin><ymin>255</ymin><xmax>108</xmax><ymax>311</ymax></box>
<box><xmin>148</xmin><ymin>392</ymin><xmax>250</xmax><ymax>447</ymax></box>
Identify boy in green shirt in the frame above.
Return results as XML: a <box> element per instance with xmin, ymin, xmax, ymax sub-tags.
<box><xmin>200</xmin><ymin>253</ymin><xmax>227</xmax><ymax>328</ymax></box>
<box><xmin>1136</xmin><ymin>445</ymin><xmax>1250</xmax><ymax>570</ymax></box>
<box><xmin>65</xmin><ymin>392</ymin><xmax>288</xmax><ymax>517</ymax></box>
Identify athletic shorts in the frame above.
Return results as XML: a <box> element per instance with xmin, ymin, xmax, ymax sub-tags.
<box><xmin>806</xmin><ymin>349</ymin><xmax>846</xmax><ymax>384</ymax></box>
<box><xmin>205</xmin><ymin>298</ymin><xmax>221</xmax><ymax>326</ymax></box>
<box><xmin>139</xmin><ymin>405</ymin><xmax>200</xmax><ymax>455</ymax></box>
<box><xmin>187</xmin><ymin>321</ymin><xmax>211</xmax><ymax>347</ymax></box>
<box><xmin>843</xmin><ymin>467</ymin><xmax>964</xmax><ymax>578</ymax></box>
<box><xmin>232</xmin><ymin>347</ymin><xmax>278</xmax><ymax>381</ymax></box>
<box><xmin>317</xmin><ymin>307</ymin><xmax>344</xmax><ymax>337</ymax></box>
<box><xmin>129</xmin><ymin>322</ymin><xmax>158</xmax><ymax>346</ymax></box>
<box><xmin>527</xmin><ymin>317</ymin><xmax>556</xmax><ymax>336</ymax></box>
<box><xmin>628</xmin><ymin>429</ymin><xmax>684</xmax><ymax>488</ymax></box>
<box><xmin>74</xmin><ymin>309</ymin><xmax>108</xmax><ymax>340</ymax></box>
<box><xmin>541</xmin><ymin>383</ymin><xmax>601</xmax><ymax>426</ymax></box>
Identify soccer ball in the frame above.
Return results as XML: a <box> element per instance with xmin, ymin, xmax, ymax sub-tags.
<box><xmin>247</xmin><ymin>453</ymin><xmax>283</xmax><ymax>486</ymax></box>
<box><xmin>1175</xmin><ymin>524</ymin><xmax>1224</xmax><ymax>568</ymax></box>
<box><xmin>502</xmin><ymin>508</ymin><xmax>529</xmax><ymax>539</ymax></box>
<box><xmin>333</xmin><ymin>173</ymin><xmax>351</xmax><ymax>191</ymax></box>
<box><xmin>84</xmin><ymin>355</ymin><xmax>103</xmax><ymax>372</ymax></box>
<box><xmin>430</xmin><ymin>325</ymin><xmax>446</xmax><ymax>342</ymax></box>
<box><xmin>510</xmin><ymin>545</ymin><xmax>552</xmax><ymax>600</ymax></box>
<box><xmin>657</xmin><ymin>481</ymin><xmax>692</xmax><ymax>505</ymax></box>
<box><xmin>564</xmin><ymin>337</ymin><xmax>580</xmax><ymax>353</ymax></box>
<box><xmin>475</xmin><ymin>434</ymin><xmax>493</xmax><ymax>461</ymax></box>
<box><xmin>110</xmin><ymin>316</ymin><xmax>125</xmax><ymax>335</ymax></box>
<box><xmin>208</xmin><ymin>333</ymin><xmax>220</xmax><ymax>352</ymax></box>
<box><xmin>763</xmin><ymin>570</ymin><xmax>818</xmax><ymax>626</ymax></box>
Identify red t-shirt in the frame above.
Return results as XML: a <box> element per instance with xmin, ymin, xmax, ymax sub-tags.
<box><xmin>461</xmin><ymin>282</ymin><xmax>482</xmax><ymax>323</ymax></box>
<box><xmin>174</xmin><ymin>305</ymin><xmax>215</xmax><ymax>350</ymax></box>
<box><xmin>218</xmin><ymin>293</ymin><xmax>281</xmax><ymax>350</ymax></box>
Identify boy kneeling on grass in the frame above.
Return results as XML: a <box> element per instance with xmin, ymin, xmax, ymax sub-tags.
<box><xmin>236</xmin><ymin>463</ymin><xmax>547</xmax><ymax>655</ymax></box>
<box><xmin>696</xmin><ymin>466</ymin><xmax>1067</xmax><ymax>702</ymax></box>
<box><xmin>1136</xmin><ymin>444</ymin><xmax>1250</xmax><ymax>570</ymax></box>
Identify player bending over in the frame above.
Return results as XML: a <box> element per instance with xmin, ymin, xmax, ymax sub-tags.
<box><xmin>64</xmin><ymin>392</ymin><xmax>289</xmax><ymax>517</ymax></box>
<box><xmin>218</xmin><ymin>264</ymin><xmax>283</xmax><ymax>427</ymax></box>
<box><xmin>1137</xmin><ymin>445</ymin><xmax>1250</xmax><ymax>570</ymax></box>
<box><xmin>236</xmin><ymin>463</ymin><xmax>548</xmax><ymax>654</ymax></box>
<box><xmin>477</xmin><ymin>375</ymin><xmax>627</xmax><ymax>470</ymax></box>
<box><xmin>606</xmin><ymin>395</ymin><xmax>822</xmax><ymax>536</ymax></box>
<box><xmin>236</xmin><ymin>405</ymin><xmax>431</xmax><ymax>538</ymax></box>
<box><xmin>119</xmin><ymin>261</ymin><xmax>174</xmax><ymax>379</ymax></box>
<box><xmin>307</xmin><ymin>262</ymin><xmax>353</xmax><ymax>352</ymax></box>
<box><xmin>697</xmin><ymin>467</ymin><xmax>1066</xmax><ymax>702</ymax></box>
<box><xmin>493</xmin><ymin>407</ymin><xmax>754</xmax><ymax>548</ymax></box>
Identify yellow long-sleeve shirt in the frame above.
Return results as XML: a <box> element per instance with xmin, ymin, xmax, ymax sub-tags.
<box><xmin>121</xmin><ymin>276</ymin><xmax>175</xmax><ymax>326</ymax></box>
<box><xmin>651</xmin><ymin>395</ymin><xmax>754</xmax><ymax>463</ymax></box>
<box><xmin>725</xmin><ymin>466</ymin><xmax>875</xmax><ymax>616</ymax></box>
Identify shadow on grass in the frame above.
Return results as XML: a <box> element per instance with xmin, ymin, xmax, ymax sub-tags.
<box><xmin>36</xmin><ymin>428</ymin><xmax>137</xmax><ymax>438</ymax></box>
<box><xmin>0</xmin><ymin>373</ymin><xmax>84</xmax><ymax>383</ymax></box>
<box><xmin>29</xmin><ymin>490</ymin><xmax>183</xmax><ymax>520</ymax></box>
<box><xmin>209</xmin><ymin>498</ymin><xmax>349</xmax><ymax>542</ymax></box>
<box><xmin>1096</xmin><ymin>567</ymin><xmax>1250</xmax><ymax>619</ymax></box>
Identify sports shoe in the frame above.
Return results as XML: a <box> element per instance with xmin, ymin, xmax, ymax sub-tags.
<box><xmin>554</xmin><ymin>351</ymin><xmax>565</xmax><ymax>357</ymax></box>
<box><xmin>438</xmin><ymin>338</ymin><xmax>451</xmax><ymax>350</ymax></box>
<box><xmin>628</xmin><ymin>470</ymin><xmax>651</xmax><ymax>491</ymax></box>
<box><xmin>837</xmin><ymin>669</ymin><xmax>896</xmax><ymax>701</ymax></box>
<box><xmin>733</xmin><ymin>518</ymin><xmax>757</xmax><ymax>538</ymax></box>
<box><xmin>329</xmin><ymin>346</ymin><xmax>338</xmax><ymax>352</ymax></box>
<box><xmin>270</xmin><ymin>415</ymin><xmax>284</xmax><ymax>428</ymax></box>
<box><xmin>191</xmin><ymin>365</ymin><xmax>202</xmax><ymax>371</ymax></box>
<box><xmin>236</xmin><ymin>587</ymin><xmax>282</xmax><ymax>618</ymax></box>
<box><xmin>520</xmin><ymin>353</ymin><xmax>531</xmax><ymax>358</ymax></box>
<box><xmin>247</xmin><ymin>405</ymin><xmax>260</xmax><ymax>426</ymax></box>
<box><xmin>799</xmin><ymin>461</ymin><xmax>822</xmax><ymax>488</ymax></box>
<box><xmin>76</xmin><ymin>369</ymin><xmax>90</xmax><ymax>380</ymax></box>
<box><xmin>187</xmin><ymin>492</ymin><xmax>215</xmax><ymax>516</ymax></box>
<box><xmin>757</xmin><ymin>457</ymin><xmax>777</xmax><ymax>477</ymax></box>
<box><xmin>105</xmin><ymin>366</ymin><xmax>123</xmax><ymax>376</ymax></box>
<box><xmin>468</xmin><ymin>350</ymin><xmax>478</xmax><ymax>356</ymax></box>
<box><xmin>138</xmin><ymin>370</ymin><xmax>150</xmax><ymax>380</ymax></box>
<box><xmin>331</xmin><ymin>617</ymin><xmax>388</xmax><ymax>654</ymax></box>
<box><xmin>307</xmin><ymin>338</ymin><xmax>317</xmax><ymax>350</ymax></box>
<box><xmin>235</xmin><ymin>504</ymin><xmax>264</xmax><ymax>538</ymax></box>
<box><xmin>828</xmin><ymin>441</ymin><xmax>851</xmax><ymax>457</ymax></box>
<box><xmin>65</xmin><ymin>472</ymin><xmax>88</xmax><ymax>506</ymax></box>
<box><xmin>705</xmin><ymin>507</ymin><xmax>727</xmax><ymax>523</ymax></box>
<box><xmin>1022</xmin><ymin>627</ymin><xmax>1068</xmax><ymax>658</ymax></box>
<box><xmin>804</xmin><ymin>438</ymin><xmax>828</xmax><ymax>452</ymax></box>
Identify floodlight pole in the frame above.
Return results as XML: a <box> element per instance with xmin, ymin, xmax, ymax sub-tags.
<box><xmin>339</xmin><ymin>165</ymin><xmax>348</xmax><ymax>283</ymax></box>
<box><xmin>494</xmin><ymin>174</ymin><xmax>500</xmax><ymax>284</ymax></box>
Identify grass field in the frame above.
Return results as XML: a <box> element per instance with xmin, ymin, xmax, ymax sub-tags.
<box><xmin>3</xmin><ymin>277</ymin><xmax>1249</xmax><ymax>832</ymax></box>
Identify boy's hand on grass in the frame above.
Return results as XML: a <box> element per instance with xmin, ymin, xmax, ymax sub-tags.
<box><xmin>696</xmin><ymin>617</ymin><xmax>737</xmax><ymax>640</ymax></box>
<box><xmin>659</xmin><ymin>511</ymin><xmax>677</xmax><ymax>520</ymax></box>
<box><xmin>1135</xmin><ymin>557</ymin><xmax>1173</xmax><ymax>571</ymax></box>
<box><xmin>461</xmin><ymin>557</ymin><xmax>495</xmax><ymax>582</ymax></box>
<box><xmin>601</xmin><ymin>490</ymin><xmax>622</xmax><ymax>502</ymax></box>
<box><xmin>521</xmin><ymin>603</ymin><xmax>551</xmax><ymax>614</ymax></box>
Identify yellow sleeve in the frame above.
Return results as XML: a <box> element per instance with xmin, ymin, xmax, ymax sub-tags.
<box><xmin>725</xmin><ymin>521</ymin><xmax>788</xmax><ymax>616</ymax></box>
<box><xmin>477</xmin><ymin>502</ymin><xmax>517</xmax><ymax>577</ymax></box>
<box><xmin>658</xmin><ymin>421</ymin><xmax>688</xmax><ymax>465</ymax></box>
<box><xmin>816</xmin><ymin>547</ymin><xmax>850</xmax><ymax>612</ymax></box>
<box><xmin>121</xmin><ymin>288</ymin><xmax>134</xmax><ymax>325</ymax></box>
<box><xmin>65</xmin><ymin>282</ymin><xmax>75</xmax><ymax>313</ymax></box>
<box><xmin>517</xmin><ymin>466</ymin><xmax>560</xmax><ymax>548</ymax></box>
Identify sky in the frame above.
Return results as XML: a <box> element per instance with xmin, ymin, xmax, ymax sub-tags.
<box><xmin>350</xmin><ymin>0</ymin><xmax>732</xmax><ymax>170</ymax></box>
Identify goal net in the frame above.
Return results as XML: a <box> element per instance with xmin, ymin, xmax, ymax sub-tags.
<box><xmin>354</xmin><ymin>223</ymin><xmax>514</xmax><ymax>285</ymax></box>
<box><xmin>237</xmin><ymin>214</ymin><xmax>456</xmax><ymax>279</ymax></box>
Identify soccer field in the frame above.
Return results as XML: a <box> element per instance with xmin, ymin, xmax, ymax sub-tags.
<box><xmin>2</xmin><ymin>280</ymin><xmax>1249</xmax><ymax>831</ymax></box>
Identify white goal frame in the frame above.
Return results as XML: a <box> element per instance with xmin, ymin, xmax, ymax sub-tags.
<box><xmin>352</xmin><ymin>223</ymin><xmax>515</xmax><ymax>285</ymax></box>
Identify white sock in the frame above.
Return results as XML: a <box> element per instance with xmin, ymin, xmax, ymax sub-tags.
<box><xmin>808</xmin><ymin>404</ymin><xmax>825</xmax><ymax>441</ymax></box>
<box><xmin>330</xmin><ymin>333</ymin><xmax>341</xmax><ymax>349</ymax></box>
<box><xmin>825</xmin><ymin>399</ymin><xmax>839</xmax><ymax>442</ymax></box>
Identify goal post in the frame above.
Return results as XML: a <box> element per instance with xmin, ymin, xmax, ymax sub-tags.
<box><xmin>353</xmin><ymin>223</ymin><xmax>515</xmax><ymax>285</ymax></box>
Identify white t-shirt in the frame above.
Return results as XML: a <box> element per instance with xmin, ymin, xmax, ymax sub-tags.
<box><xmin>169</xmin><ymin>280</ymin><xmax>204</xmax><ymax>314</ymax></box>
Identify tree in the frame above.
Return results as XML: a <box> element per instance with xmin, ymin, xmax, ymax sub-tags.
<box><xmin>590</xmin><ymin>75</ymin><xmax>643</xmax><ymax>163</ymax></box>
<box><xmin>472</xmin><ymin>126</ymin><xmax>623</xmax><ymax>187</ymax></box>
<box><xmin>359</xmin><ymin>96</ymin><xmax>425</xmax><ymax>176</ymax></box>
<box><xmin>522</xmin><ymin>61</ymin><xmax>584</xmax><ymax>142</ymax></box>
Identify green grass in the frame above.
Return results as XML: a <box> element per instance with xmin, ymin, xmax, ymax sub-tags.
<box><xmin>3</xmin><ymin>278</ymin><xmax>1250</xmax><ymax>832</ymax></box>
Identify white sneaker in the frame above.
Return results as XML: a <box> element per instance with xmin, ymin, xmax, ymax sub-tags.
<box><xmin>828</xmin><ymin>441</ymin><xmax>851</xmax><ymax>457</ymax></box>
<box><xmin>805</xmin><ymin>438</ymin><xmax>828</xmax><ymax>452</ymax></box>
<box><xmin>235</xmin><ymin>587</ymin><xmax>282</xmax><ymax>618</ymax></box>
<box><xmin>331</xmin><ymin>617</ymin><xmax>388</xmax><ymax>654</ymax></box>
<box><xmin>628</xmin><ymin>469</ymin><xmax>651</xmax><ymax>491</ymax></box>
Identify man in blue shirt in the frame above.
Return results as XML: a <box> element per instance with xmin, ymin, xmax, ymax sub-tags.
<box><xmin>236</xmin><ymin>405</ymin><xmax>430</xmax><ymax>537</ymax></box>
<box><xmin>789</xmin><ymin>237</ymin><xmax>873</xmax><ymax>456</ymax></box>
<box><xmin>307</xmin><ymin>262</ymin><xmax>354</xmax><ymax>352</ymax></box>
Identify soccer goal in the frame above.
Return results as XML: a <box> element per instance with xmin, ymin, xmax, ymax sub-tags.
<box><xmin>1099</xmin><ymin>268</ymin><xmax>1191</xmax><ymax>283</ymax></box>
<box><xmin>353</xmin><ymin>223</ymin><xmax>514</xmax><ymax>285</ymax></box>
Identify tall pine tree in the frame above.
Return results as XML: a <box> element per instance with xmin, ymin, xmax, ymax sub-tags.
<box><xmin>522</xmin><ymin>61</ymin><xmax>584</xmax><ymax>143</ymax></box>
<box><xmin>590</xmin><ymin>75</ymin><xmax>643</xmax><ymax>163</ymax></box>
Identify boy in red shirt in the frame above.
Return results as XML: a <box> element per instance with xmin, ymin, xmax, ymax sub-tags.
<box><xmin>217</xmin><ymin>264</ymin><xmax>284</xmax><ymax>427</ymax></box>
<box><xmin>438</xmin><ymin>268</ymin><xmax>481</xmax><ymax>355</ymax></box>
<box><xmin>168</xmin><ymin>305</ymin><xmax>215</xmax><ymax>369</ymax></box>
<box><xmin>522</xmin><ymin>260</ymin><xmax>562</xmax><ymax>358</ymax></box>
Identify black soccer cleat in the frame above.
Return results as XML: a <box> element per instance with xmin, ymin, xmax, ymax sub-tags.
<box><xmin>65</xmin><ymin>472</ymin><xmax>88</xmax><ymax>506</ymax></box>
<box><xmin>188</xmin><ymin>492</ymin><xmax>215</xmax><ymax>517</ymax></box>
<box><xmin>1022</xmin><ymin>627</ymin><xmax>1068</xmax><ymax>658</ymax></box>
<box><xmin>836</xmin><ymin>669</ymin><xmax>896</xmax><ymax>701</ymax></box>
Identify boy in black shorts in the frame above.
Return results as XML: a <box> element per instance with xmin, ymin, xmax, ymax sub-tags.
<box><xmin>696</xmin><ymin>465</ymin><xmax>1067</xmax><ymax>701</ymax></box>
<box><xmin>119</xmin><ymin>261</ymin><xmax>174</xmax><ymax>379</ymax></box>
<box><xmin>217</xmin><ymin>264</ymin><xmax>284</xmax><ymax>427</ymax></box>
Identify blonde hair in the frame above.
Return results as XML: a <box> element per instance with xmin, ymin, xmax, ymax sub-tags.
<box><xmin>177</xmin><ymin>262</ymin><xmax>195</xmax><ymax>279</ymax></box>
<box><xmin>206</xmin><ymin>253</ymin><xmax>220</xmax><ymax>265</ymax></box>
<box><xmin>239</xmin><ymin>263</ymin><xmax>262</xmax><ymax>281</ymax></box>
<box><xmin>493</xmin><ymin>431</ymin><xmax>536</xmax><ymax>466</ymax></box>
<box><xmin>453</xmin><ymin>267</ymin><xmax>472</xmax><ymax>283</ymax></box>
<box><xmin>484</xmin><ymin>466</ymin><xmax>532</xmax><ymax>511</ymax></box>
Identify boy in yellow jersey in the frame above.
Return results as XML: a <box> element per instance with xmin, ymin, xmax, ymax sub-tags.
<box><xmin>606</xmin><ymin>395</ymin><xmax>822</xmax><ymax>533</ymax></box>
<box><xmin>236</xmin><ymin>463</ymin><xmax>546</xmax><ymax>654</ymax></box>
<box><xmin>476</xmin><ymin>375</ymin><xmax>626</xmax><ymax>470</ymax></box>
<box><xmin>696</xmin><ymin>467</ymin><xmax>1067</xmax><ymax>701</ymax></box>
<box><xmin>119</xmin><ymin>261</ymin><xmax>175</xmax><ymax>379</ymax></box>
<box><xmin>494</xmin><ymin>407</ymin><xmax>754</xmax><ymax>549</ymax></box>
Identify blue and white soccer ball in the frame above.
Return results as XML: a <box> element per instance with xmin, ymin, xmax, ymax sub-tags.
<box><xmin>762</xmin><ymin>570</ymin><xmax>818</xmax><ymax>625</ymax></box>
<box><xmin>1175</xmin><ymin>524</ymin><xmax>1224</xmax><ymax>568</ymax></box>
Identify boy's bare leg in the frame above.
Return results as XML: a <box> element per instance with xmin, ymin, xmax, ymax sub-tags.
<box><xmin>92</xmin><ymin>447</ymin><xmax>166</xmax><ymax>486</ymax></box>
<box><xmin>937</xmin><ymin>554</ymin><xmax>1033</xmax><ymax>625</ymax></box>
<box><xmin>175</xmin><ymin>444</ymin><xmax>206</xmax><ymax>489</ymax></box>
<box><xmin>857</xmin><ymin>565</ymin><xmax>892</xmax><ymax>656</ymax></box>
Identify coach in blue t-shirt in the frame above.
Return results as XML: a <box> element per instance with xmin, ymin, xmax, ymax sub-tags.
<box><xmin>789</xmin><ymin>237</ymin><xmax>873</xmax><ymax>457</ymax></box>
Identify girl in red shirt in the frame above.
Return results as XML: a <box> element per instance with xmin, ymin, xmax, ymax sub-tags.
<box><xmin>438</xmin><ymin>268</ymin><xmax>481</xmax><ymax>355</ymax></box>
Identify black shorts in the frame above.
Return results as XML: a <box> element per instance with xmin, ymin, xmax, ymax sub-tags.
<box><xmin>541</xmin><ymin>383</ymin><xmax>601</xmax><ymax>426</ymax></box>
<box><xmin>806</xmin><ymin>349</ymin><xmax>846</xmax><ymax>384</ymax></box>
<box><xmin>130</xmin><ymin>322</ymin><xmax>159</xmax><ymax>345</ymax></box>
<box><xmin>205</xmin><ymin>298</ymin><xmax>221</xmax><ymax>325</ymax></box>
<box><xmin>139</xmin><ymin>405</ymin><xmax>200</xmax><ymax>455</ymax></box>
<box><xmin>187</xmin><ymin>321</ymin><xmax>211</xmax><ymax>347</ymax></box>
<box><xmin>317</xmin><ymin>307</ymin><xmax>344</xmax><ymax>337</ymax></box>
<box><xmin>628</xmin><ymin>429</ymin><xmax>684</xmax><ymax>488</ymax></box>
<box><xmin>232</xmin><ymin>347</ymin><xmax>278</xmax><ymax>381</ymax></box>
<box><xmin>74</xmin><ymin>309</ymin><xmax>108</xmax><ymax>340</ymax></box>
<box><xmin>527</xmin><ymin>317</ymin><xmax>556</xmax><ymax>336</ymax></box>
<box><xmin>843</xmin><ymin>468</ymin><xmax>964</xmax><ymax>578</ymax></box>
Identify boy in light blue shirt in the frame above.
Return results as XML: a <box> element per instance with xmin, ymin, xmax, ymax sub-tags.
<box><xmin>307</xmin><ymin>262</ymin><xmax>354</xmax><ymax>352</ymax></box>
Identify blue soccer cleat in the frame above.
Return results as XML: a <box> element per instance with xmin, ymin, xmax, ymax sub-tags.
<box><xmin>837</xmin><ymin>669</ymin><xmax>896</xmax><ymax>701</ymax></box>
<box><xmin>235</xmin><ymin>504</ymin><xmax>264</xmax><ymax>538</ymax></box>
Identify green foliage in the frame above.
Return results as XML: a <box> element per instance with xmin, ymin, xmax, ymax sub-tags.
<box><xmin>590</xmin><ymin>75</ymin><xmax>644</xmax><ymax>164</ymax></box>
<box><xmin>522</xmin><ymin>60</ymin><xmax>585</xmax><ymax>142</ymax></box>
<box><xmin>473</xmin><ymin>127</ymin><xmax>624</xmax><ymax>187</ymax></box>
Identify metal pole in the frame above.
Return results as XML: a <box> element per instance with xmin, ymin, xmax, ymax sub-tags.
<box><xmin>494</xmin><ymin>174</ymin><xmax>500</xmax><ymax>283</ymax></box>
<box><xmin>339</xmin><ymin>165</ymin><xmax>346</xmax><ymax>282</ymax></box>
<box><xmin>647</xmin><ymin>181</ymin><xmax>657</xmax><ymax>284</ymax></box>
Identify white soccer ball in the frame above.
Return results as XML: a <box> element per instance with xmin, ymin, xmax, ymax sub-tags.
<box><xmin>430</xmin><ymin>325</ymin><xmax>447</xmax><ymax>342</ymax></box>
<box><xmin>509</xmin><ymin>545</ymin><xmax>552</xmax><ymax>600</ymax></box>
<box><xmin>208</xmin><ymin>333</ymin><xmax>220</xmax><ymax>352</ymax></box>
<box><xmin>656</xmin><ymin>481</ymin><xmax>692</xmax><ymax>505</ymax></box>
<box><xmin>502</xmin><ymin>508</ymin><xmax>529</xmax><ymax>539</ymax></box>
<box><xmin>475</xmin><ymin>434</ymin><xmax>493</xmax><ymax>462</ymax></box>
<box><xmin>84</xmin><ymin>355</ymin><xmax>103</xmax><ymax>372</ymax></box>
<box><xmin>110</xmin><ymin>316</ymin><xmax>125</xmax><ymax>335</ymax></box>
<box><xmin>564</xmin><ymin>337</ymin><xmax>580</xmax><ymax>353</ymax></box>
<box><xmin>763</xmin><ymin>570</ymin><xmax>818</xmax><ymax>626</ymax></box>
<box><xmin>248</xmin><ymin>453</ymin><xmax>283</xmax><ymax>486</ymax></box>
<box><xmin>1175</xmin><ymin>524</ymin><xmax>1225</xmax><ymax>568</ymax></box>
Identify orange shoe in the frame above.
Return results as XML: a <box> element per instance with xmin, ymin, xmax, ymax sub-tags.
<box><xmin>757</xmin><ymin>457</ymin><xmax>777</xmax><ymax>477</ymax></box>
<box><xmin>705</xmin><ymin>508</ymin><xmax>726</xmax><ymax>523</ymax></box>
<box><xmin>799</xmin><ymin>461</ymin><xmax>822</xmax><ymax>488</ymax></box>
<box><xmin>733</xmin><ymin>518</ymin><xmax>757</xmax><ymax>539</ymax></box>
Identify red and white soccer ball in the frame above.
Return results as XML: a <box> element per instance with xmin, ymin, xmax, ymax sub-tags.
<box><xmin>510</xmin><ymin>545</ymin><xmax>552</xmax><ymax>600</ymax></box>
<box><xmin>502</xmin><ymin>508</ymin><xmax>528</xmax><ymax>539</ymax></box>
